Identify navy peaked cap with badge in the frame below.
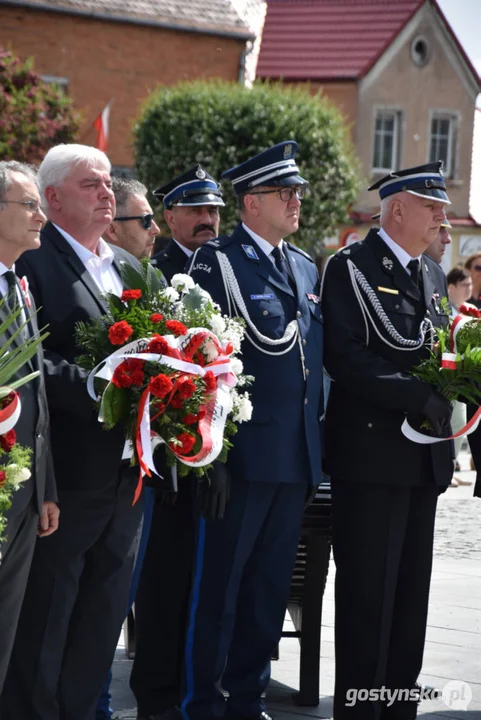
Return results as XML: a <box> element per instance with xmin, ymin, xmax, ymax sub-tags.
<box><xmin>222</xmin><ymin>141</ymin><xmax>308</xmax><ymax>195</ymax></box>
<box><xmin>368</xmin><ymin>161</ymin><xmax>451</xmax><ymax>204</ymax></box>
<box><xmin>153</xmin><ymin>165</ymin><xmax>225</xmax><ymax>209</ymax></box>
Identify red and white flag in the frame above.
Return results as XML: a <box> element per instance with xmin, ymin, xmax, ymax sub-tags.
<box><xmin>93</xmin><ymin>100</ymin><xmax>113</xmax><ymax>153</ymax></box>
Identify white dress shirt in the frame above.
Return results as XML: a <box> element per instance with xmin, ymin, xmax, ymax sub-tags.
<box><xmin>378</xmin><ymin>227</ymin><xmax>421</xmax><ymax>274</ymax></box>
<box><xmin>0</xmin><ymin>262</ymin><xmax>28</xmax><ymax>326</ymax></box>
<box><xmin>172</xmin><ymin>239</ymin><xmax>194</xmax><ymax>259</ymax></box>
<box><xmin>241</xmin><ymin>222</ymin><xmax>286</xmax><ymax>263</ymax></box>
<box><xmin>53</xmin><ymin>224</ymin><xmax>123</xmax><ymax>297</ymax></box>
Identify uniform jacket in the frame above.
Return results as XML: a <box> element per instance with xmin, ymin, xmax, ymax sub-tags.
<box><xmin>15</xmin><ymin>221</ymin><xmax>141</xmax><ymax>493</ymax></box>
<box><xmin>152</xmin><ymin>240</ymin><xmax>190</xmax><ymax>284</ymax></box>
<box><xmin>189</xmin><ymin>222</ymin><xmax>324</xmax><ymax>486</ymax></box>
<box><xmin>322</xmin><ymin>228</ymin><xmax>452</xmax><ymax>488</ymax></box>
<box><xmin>2</xmin><ymin>288</ymin><xmax>56</xmax><ymax>518</ymax></box>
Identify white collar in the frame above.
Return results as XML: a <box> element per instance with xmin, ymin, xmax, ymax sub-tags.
<box><xmin>53</xmin><ymin>224</ymin><xmax>115</xmax><ymax>266</ymax></box>
<box><xmin>172</xmin><ymin>238</ymin><xmax>193</xmax><ymax>258</ymax></box>
<box><xmin>241</xmin><ymin>222</ymin><xmax>285</xmax><ymax>258</ymax></box>
<box><xmin>378</xmin><ymin>227</ymin><xmax>421</xmax><ymax>270</ymax></box>
<box><xmin>0</xmin><ymin>261</ymin><xmax>14</xmax><ymax>276</ymax></box>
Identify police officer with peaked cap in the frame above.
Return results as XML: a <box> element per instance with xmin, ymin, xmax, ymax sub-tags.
<box><xmin>322</xmin><ymin>162</ymin><xmax>454</xmax><ymax>720</ymax></box>
<box><xmin>151</xmin><ymin>165</ymin><xmax>224</xmax><ymax>282</ymax></box>
<box><xmin>131</xmin><ymin>167</ymin><xmax>224</xmax><ymax>720</ymax></box>
<box><xmin>181</xmin><ymin>141</ymin><xmax>324</xmax><ymax>720</ymax></box>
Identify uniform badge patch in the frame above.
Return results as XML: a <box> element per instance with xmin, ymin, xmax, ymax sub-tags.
<box><xmin>306</xmin><ymin>293</ymin><xmax>320</xmax><ymax>304</ymax></box>
<box><xmin>251</xmin><ymin>294</ymin><xmax>275</xmax><ymax>300</ymax></box>
<box><xmin>242</xmin><ymin>245</ymin><xmax>259</xmax><ymax>260</ymax></box>
<box><xmin>382</xmin><ymin>257</ymin><xmax>394</xmax><ymax>270</ymax></box>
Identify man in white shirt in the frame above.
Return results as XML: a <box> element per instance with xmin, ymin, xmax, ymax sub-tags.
<box><xmin>1</xmin><ymin>145</ymin><xmax>144</xmax><ymax>720</ymax></box>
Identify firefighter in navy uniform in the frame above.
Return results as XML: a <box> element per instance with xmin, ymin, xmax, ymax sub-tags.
<box><xmin>182</xmin><ymin>141</ymin><xmax>324</xmax><ymax>720</ymax></box>
<box><xmin>131</xmin><ymin>168</ymin><xmax>224</xmax><ymax>720</ymax></box>
<box><xmin>322</xmin><ymin>162</ymin><xmax>454</xmax><ymax>720</ymax></box>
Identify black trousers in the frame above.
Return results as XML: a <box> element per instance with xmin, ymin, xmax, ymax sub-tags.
<box><xmin>0</xmin><ymin>502</ymin><xmax>38</xmax><ymax>693</ymax></box>
<box><xmin>130</xmin><ymin>477</ymin><xmax>196</xmax><ymax>715</ymax></box>
<box><xmin>331</xmin><ymin>481</ymin><xmax>439</xmax><ymax>720</ymax></box>
<box><xmin>0</xmin><ymin>466</ymin><xmax>143</xmax><ymax>720</ymax></box>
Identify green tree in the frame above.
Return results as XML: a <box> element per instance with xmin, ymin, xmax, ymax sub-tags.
<box><xmin>0</xmin><ymin>48</ymin><xmax>80</xmax><ymax>163</ymax></box>
<box><xmin>134</xmin><ymin>80</ymin><xmax>360</xmax><ymax>252</ymax></box>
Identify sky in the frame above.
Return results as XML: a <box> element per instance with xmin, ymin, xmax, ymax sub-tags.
<box><xmin>437</xmin><ymin>0</ymin><xmax>481</xmax><ymax>78</ymax></box>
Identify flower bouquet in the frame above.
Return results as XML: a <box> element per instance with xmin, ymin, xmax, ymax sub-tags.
<box><xmin>407</xmin><ymin>302</ymin><xmax>481</xmax><ymax>442</ymax></box>
<box><xmin>75</xmin><ymin>261</ymin><xmax>253</xmax><ymax>501</ymax></box>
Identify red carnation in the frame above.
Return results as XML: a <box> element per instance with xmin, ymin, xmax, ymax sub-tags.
<box><xmin>182</xmin><ymin>413</ymin><xmax>198</xmax><ymax>425</ymax></box>
<box><xmin>0</xmin><ymin>429</ymin><xmax>16</xmax><ymax>452</ymax></box>
<box><xmin>108</xmin><ymin>320</ymin><xmax>134</xmax><ymax>346</ymax></box>
<box><xmin>121</xmin><ymin>289</ymin><xmax>142</xmax><ymax>301</ymax></box>
<box><xmin>149</xmin><ymin>374</ymin><xmax>174</xmax><ymax>399</ymax></box>
<box><xmin>112</xmin><ymin>359</ymin><xmax>145</xmax><ymax>389</ymax></box>
<box><xmin>170</xmin><ymin>395</ymin><xmax>186</xmax><ymax>409</ymax></box>
<box><xmin>165</xmin><ymin>320</ymin><xmax>188</xmax><ymax>337</ymax></box>
<box><xmin>193</xmin><ymin>352</ymin><xmax>206</xmax><ymax>367</ymax></box>
<box><xmin>148</xmin><ymin>336</ymin><xmax>171</xmax><ymax>355</ymax></box>
<box><xmin>203</xmin><ymin>371</ymin><xmax>217</xmax><ymax>394</ymax></box>
<box><xmin>176</xmin><ymin>376</ymin><xmax>197</xmax><ymax>400</ymax></box>
<box><xmin>151</xmin><ymin>313</ymin><xmax>164</xmax><ymax>323</ymax></box>
<box><xmin>130</xmin><ymin>370</ymin><xmax>145</xmax><ymax>386</ymax></box>
<box><xmin>0</xmin><ymin>470</ymin><xmax>6</xmax><ymax>487</ymax></box>
<box><xmin>170</xmin><ymin>432</ymin><xmax>196</xmax><ymax>455</ymax></box>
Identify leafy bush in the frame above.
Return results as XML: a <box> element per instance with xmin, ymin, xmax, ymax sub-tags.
<box><xmin>133</xmin><ymin>80</ymin><xmax>360</xmax><ymax>252</ymax></box>
<box><xmin>0</xmin><ymin>48</ymin><xmax>80</xmax><ymax>163</ymax></box>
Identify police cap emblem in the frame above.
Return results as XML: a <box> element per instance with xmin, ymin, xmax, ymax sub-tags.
<box><xmin>196</xmin><ymin>165</ymin><xmax>206</xmax><ymax>180</ymax></box>
<box><xmin>283</xmin><ymin>143</ymin><xmax>293</xmax><ymax>159</ymax></box>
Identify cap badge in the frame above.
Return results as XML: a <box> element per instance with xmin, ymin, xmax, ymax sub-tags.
<box><xmin>241</xmin><ymin>244</ymin><xmax>259</xmax><ymax>260</ymax></box>
<box><xmin>283</xmin><ymin>143</ymin><xmax>293</xmax><ymax>159</ymax></box>
<box><xmin>196</xmin><ymin>165</ymin><xmax>206</xmax><ymax>180</ymax></box>
<box><xmin>382</xmin><ymin>257</ymin><xmax>393</xmax><ymax>270</ymax></box>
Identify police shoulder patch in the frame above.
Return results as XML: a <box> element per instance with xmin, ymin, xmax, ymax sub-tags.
<box><xmin>336</xmin><ymin>240</ymin><xmax>364</xmax><ymax>257</ymax></box>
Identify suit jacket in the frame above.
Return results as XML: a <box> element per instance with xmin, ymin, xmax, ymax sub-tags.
<box><xmin>322</xmin><ymin>228</ymin><xmax>452</xmax><ymax>488</ymax></box>
<box><xmin>1</xmin><ymin>287</ymin><xmax>56</xmax><ymax>518</ymax></box>
<box><xmin>15</xmin><ymin>222</ymin><xmax>141</xmax><ymax>493</ymax></box>
<box><xmin>189</xmin><ymin>222</ymin><xmax>324</xmax><ymax>486</ymax></box>
<box><xmin>152</xmin><ymin>239</ymin><xmax>190</xmax><ymax>283</ymax></box>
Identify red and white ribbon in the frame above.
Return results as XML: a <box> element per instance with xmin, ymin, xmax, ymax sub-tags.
<box><xmin>402</xmin><ymin>406</ymin><xmax>481</xmax><ymax>444</ymax></box>
<box><xmin>441</xmin><ymin>313</ymin><xmax>477</xmax><ymax>369</ymax></box>
<box><xmin>0</xmin><ymin>389</ymin><xmax>21</xmax><ymax>434</ymax></box>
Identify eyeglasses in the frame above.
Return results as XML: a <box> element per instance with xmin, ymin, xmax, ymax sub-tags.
<box><xmin>1</xmin><ymin>200</ymin><xmax>43</xmax><ymax>213</ymax></box>
<box><xmin>249</xmin><ymin>187</ymin><xmax>308</xmax><ymax>202</ymax></box>
<box><xmin>115</xmin><ymin>214</ymin><xmax>155</xmax><ymax>230</ymax></box>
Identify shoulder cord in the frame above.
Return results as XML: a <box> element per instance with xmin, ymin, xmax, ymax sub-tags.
<box><xmin>347</xmin><ymin>258</ymin><xmax>435</xmax><ymax>351</ymax></box>
<box><xmin>215</xmin><ymin>250</ymin><xmax>300</xmax><ymax>356</ymax></box>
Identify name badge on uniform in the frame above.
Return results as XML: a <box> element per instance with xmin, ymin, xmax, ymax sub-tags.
<box><xmin>251</xmin><ymin>294</ymin><xmax>275</xmax><ymax>300</ymax></box>
<box><xmin>242</xmin><ymin>245</ymin><xmax>259</xmax><ymax>260</ymax></box>
<box><xmin>377</xmin><ymin>286</ymin><xmax>399</xmax><ymax>295</ymax></box>
<box><xmin>306</xmin><ymin>293</ymin><xmax>320</xmax><ymax>304</ymax></box>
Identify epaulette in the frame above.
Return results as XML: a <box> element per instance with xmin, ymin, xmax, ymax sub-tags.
<box><xmin>336</xmin><ymin>240</ymin><xmax>365</xmax><ymax>257</ymax></box>
<box><xmin>285</xmin><ymin>242</ymin><xmax>314</xmax><ymax>262</ymax></box>
<box><xmin>204</xmin><ymin>235</ymin><xmax>232</xmax><ymax>250</ymax></box>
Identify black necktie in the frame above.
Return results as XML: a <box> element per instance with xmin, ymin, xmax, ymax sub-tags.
<box><xmin>272</xmin><ymin>246</ymin><xmax>293</xmax><ymax>288</ymax></box>
<box><xmin>3</xmin><ymin>270</ymin><xmax>24</xmax><ymax>336</ymax></box>
<box><xmin>407</xmin><ymin>259</ymin><xmax>421</xmax><ymax>288</ymax></box>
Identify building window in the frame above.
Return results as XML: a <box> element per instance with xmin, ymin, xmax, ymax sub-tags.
<box><xmin>372</xmin><ymin>110</ymin><xmax>401</xmax><ymax>173</ymax></box>
<box><xmin>39</xmin><ymin>75</ymin><xmax>69</xmax><ymax>93</ymax></box>
<box><xmin>411</xmin><ymin>35</ymin><xmax>430</xmax><ymax>67</ymax></box>
<box><xmin>429</xmin><ymin>113</ymin><xmax>457</xmax><ymax>177</ymax></box>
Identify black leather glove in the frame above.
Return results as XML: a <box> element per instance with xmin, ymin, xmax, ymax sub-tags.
<box><xmin>421</xmin><ymin>391</ymin><xmax>453</xmax><ymax>437</ymax></box>
<box><xmin>198</xmin><ymin>462</ymin><xmax>231</xmax><ymax>521</ymax></box>
<box><xmin>144</xmin><ymin>446</ymin><xmax>178</xmax><ymax>505</ymax></box>
<box><xmin>304</xmin><ymin>483</ymin><xmax>319</xmax><ymax>509</ymax></box>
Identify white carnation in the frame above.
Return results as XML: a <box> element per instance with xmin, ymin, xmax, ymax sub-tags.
<box><xmin>202</xmin><ymin>338</ymin><xmax>219</xmax><ymax>362</ymax></box>
<box><xmin>163</xmin><ymin>287</ymin><xmax>180</xmax><ymax>302</ymax></box>
<box><xmin>232</xmin><ymin>395</ymin><xmax>253</xmax><ymax>423</ymax></box>
<box><xmin>7</xmin><ymin>464</ymin><xmax>31</xmax><ymax>488</ymax></box>
<box><xmin>230</xmin><ymin>357</ymin><xmax>243</xmax><ymax>376</ymax></box>
<box><xmin>209</xmin><ymin>314</ymin><xmax>226</xmax><ymax>337</ymax></box>
<box><xmin>171</xmin><ymin>274</ymin><xmax>195</xmax><ymax>292</ymax></box>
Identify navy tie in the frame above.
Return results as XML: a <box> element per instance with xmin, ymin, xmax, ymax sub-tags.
<box><xmin>407</xmin><ymin>259</ymin><xmax>421</xmax><ymax>289</ymax></box>
<box><xmin>272</xmin><ymin>246</ymin><xmax>292</xmax><ymax>288</ymax></box>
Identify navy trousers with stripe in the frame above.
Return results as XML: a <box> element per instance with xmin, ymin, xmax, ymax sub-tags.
<box><xmin>181</xmin><ymin>480</ymin><xmax>306</xmax><ymax>720</ymax></box>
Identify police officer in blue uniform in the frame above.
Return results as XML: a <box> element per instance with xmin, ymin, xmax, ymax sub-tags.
<box><xmin>182</xmin><ymin>141</ymin><xmax>324</xmax><ymax>720</ymax></box>
<box><xmin>132</xmin><ymin>167</ymin><xmax>224</xmax><ymax>720</ymax></box>
<box><xmin>322</xmin><ymin>163</ymin><xmax>453</xmax><ymax>720</ymax></box>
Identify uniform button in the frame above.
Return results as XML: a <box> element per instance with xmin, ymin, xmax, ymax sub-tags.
<box><xmin>263</xmin><ymin>310</ymin><xmax>268</xmax><ymax>316</ymax></box>
<box><xmin>304</xmin><ymin>398</ymin><xmax>309</xmax><ymax>405</ymax></box>
<box><xmin>297</xmin><ymin>310</ymin><xmax>302</xmax><ymax>318</ymax></box>
<box><xmin>305</xmin><ymin>368</ymin><xmax>310</xmax><ymax>376</ymax></box>
<box><xmin>426</xmin><ymin>309</ymin><xmax>431</xmax><ymax>316</ymax></box>
<box><xmin>302</xmin><ymin>339</ymin><xmax>307</xmax><ymax>346</ymax></box>
<box><xmin>395</xmin><ymin>304</ymin><xmax>400</xmax><ymax>310</ymax></box>
<box><xmin>36</xmin><ymin>432</ymin><xmax>41</xmax><ymax>438</ymax></box>
<box><xmin>367</xmin><ymin>423</ymin><xmax>373</xmax><ymax>428</ymax></box>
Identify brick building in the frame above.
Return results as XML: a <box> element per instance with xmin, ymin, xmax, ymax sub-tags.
<box><xmin>0</xmin><ymin>0</ymin><xmax>254</xmax><ymax>167</ymax></box>
<box><xmin>257</xmin><ymin>0</ymin><xmax>481</xmax><ymax>268</ymax></box>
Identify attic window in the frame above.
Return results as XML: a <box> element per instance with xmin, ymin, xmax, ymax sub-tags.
<box><xmin>411</xmin><ymin>36</ymin><xmax>430</xmax><ymax>66</ymax></box>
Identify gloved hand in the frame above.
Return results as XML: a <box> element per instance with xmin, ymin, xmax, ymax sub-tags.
<box><xmin>198</xmin><ymin>462</ymin><xmax>231</xmax><ymax>520</ymax></box>
<box><xmin>144</xmin><ymin>446</ymin><xmax>178</xmax><ymax>505</ymax></box>
<box><xmin>421</xmin><ymin>391</ymin><xmax>453</xmax><ymax>437</ymax></box>
<box><xmin>304</xmin><ymin>483</ymin><xmax>319</xmax><ymax>509</ymax></box>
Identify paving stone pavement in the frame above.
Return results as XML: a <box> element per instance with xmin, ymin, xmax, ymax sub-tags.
<box><xmin>112</xmin><ymin>453</ymin><xmax>481</xmax><ymax>720</ymax></box>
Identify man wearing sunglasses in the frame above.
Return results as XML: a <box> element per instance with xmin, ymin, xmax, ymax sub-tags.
<box><xmin>464</xmin><ymin>252</ymin><xmax>481</xmax><ymax>309</ymax></box>
<box><xmin>104</xmin><ymin>177</ymin><xmax>160</xmax><ymax>260</ymax></box>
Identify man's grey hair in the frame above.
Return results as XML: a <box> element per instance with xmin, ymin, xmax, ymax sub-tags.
<box><xmin>38</xmin><ymin>144</ymin><xmax>111</xmax><ymax>198</ymax></box>
<box><xmin>0</xmin><ymin>161</ymin><xmax>38</xmax><ymax>203</ymax></box>
<box><xmin>112</xmin><ymin>177</ymin><xmax>148</xmax><ymax>216</ymax></box>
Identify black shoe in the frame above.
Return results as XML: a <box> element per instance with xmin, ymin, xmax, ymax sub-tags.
<box><xmin>414</xmin><ymin>682</ymin><xmax>442</xmax><ymax>702</ymax></box>
<box><xmin>137</xmin><ymin>709</ymin><xmax>182</xmax><ymax>720</ymax></box>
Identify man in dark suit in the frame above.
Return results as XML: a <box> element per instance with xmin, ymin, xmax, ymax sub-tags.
<box><xmin>131</xmin><ymin>166</ymin><xmax>224</xmax><ymax>720</ymax></box>
<box><xmin>0</xmin><ymin>160</ymin><xmax>58</xmax><ymax>692</ymax></box>
<box><xmin>1</xmin><ymin>145</ymin><xmax>144</xmax><ymax>720</ymax></box>
<box><xmin>183</xmin><ymin>142</ymin><xmax>324</xmax><ymax>720</ymax></box>
<box><xmin>104</xmin><ymin>176</ymin><xmax>160</xmax><ymax>261</ymax></box>
<box><xmin>322</xmin><ymin>162</ymin><xmax>453</xmax><ymax>720</ymax></box>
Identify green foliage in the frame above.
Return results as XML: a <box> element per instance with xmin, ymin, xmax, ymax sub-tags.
<box><xmin>0</xmin><ymin>48</ymin><xmax>80</xmax><ymax>163</ymax></box>
<box><xmin>133</xmin><ymin>80</ymin><xmax>361</xmax><ymax>253</ymax></box>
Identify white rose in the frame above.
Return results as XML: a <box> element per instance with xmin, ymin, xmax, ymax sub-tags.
<box><xmin>209</xmin><ymin>314</ymin><xmax>226</xmax><ymax>337</ymax></box>
<box><xmin>7</xmin><ymin>464</ymin><xmax>31</xmax><ymax>488</ymax></box>
<box><xmin>170</xmin><ymin>274</ymin><xmax>195</xmax><ymax>292</ymax></box>
<box><xmin>230</xmin><ymin>357</ymin><xmax>243</xmax><ymax>376</ymax></box>
<box><xmin>163</xmin><ymin>287</ymin><xmax>180</xmax><ymax>302</ymax></box>
<box><xmin>232</xmin><ymin>396</ymin><xmax>253</xmax><ymax>423</ymax></box>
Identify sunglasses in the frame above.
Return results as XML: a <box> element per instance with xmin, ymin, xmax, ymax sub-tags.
<box><xmin>115</xmin><ymin>213</ymin><xmax>155</xmax><ymax>230</ymax></box>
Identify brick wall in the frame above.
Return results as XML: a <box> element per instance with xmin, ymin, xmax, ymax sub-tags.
<box><xmin>0</xmin><ymin>6</ymin><xmax>246</xmax><ymax>166</ymax></box>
